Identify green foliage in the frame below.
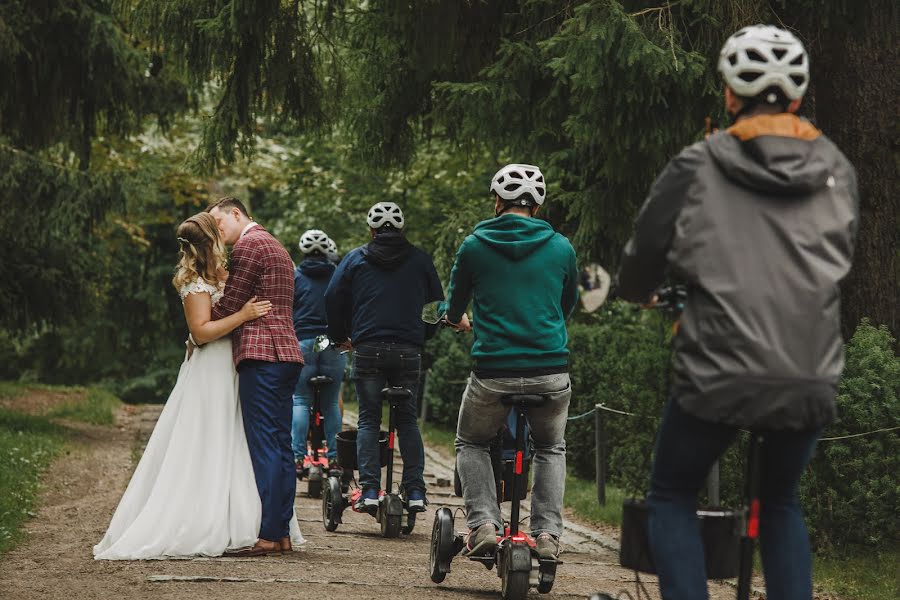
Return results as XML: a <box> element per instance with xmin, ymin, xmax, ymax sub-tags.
<box><xmin>0</xmin><ymin>0</ymin><xmax>187</xmax><ymax>168</ymax></box>
<box><xmin>565</xmin><ymin>303</ymin><xmax>673</xmax><ymax>492</ymax></box>
<box><xmin>0</xmin><ymin>146</ymin><xmax>125</xmax><ymax>330</ymax></box>
<box><xmin>422</xmin><ymin>328</ymin><xmax>473</xmax><ymax>429</ymax></box>
<box><xmin>125</xmin><ymin>0</ymin><xmax>330</xmax><ymax>169</ymax></box>
<box><xmin>0</xmin><ymin>409</ymin><xmax>64</xmax><ymax>554</ymax></box>
<box><xmin>801</xmin><ymin>321</ymin><xmax>899</xmax><ymax>547</ymax></box>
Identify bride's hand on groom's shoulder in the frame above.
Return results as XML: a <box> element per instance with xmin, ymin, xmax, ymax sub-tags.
<box><xmin>239</xmin><ymin>296</ymin><xmax>273</xmax><ymax>322</ymax></box>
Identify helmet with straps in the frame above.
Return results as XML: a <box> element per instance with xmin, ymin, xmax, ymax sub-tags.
<box><xmin>298</xmin><ymin>229</ymin><xmax>331</xmax><ymax>255</ymax></box>
<box><xmin>718</xmin><ymin>25</ymin><xmax>809</xmax><ymax>102</ymax></box>
<box><xmin>490</xmin><ymin>164</ymin><xmax>546</xmax><ymax>206</ymax></box>
<box><xmin>367</xmin><ymin>202</ymin><xmax>405</xmax><ymax>230</ymax></box>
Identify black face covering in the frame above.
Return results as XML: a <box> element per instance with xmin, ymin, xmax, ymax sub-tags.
<box><xmin>363</xmin><ymin>228</ymin><xmax>412</xmax><ymax>270</ymax></box>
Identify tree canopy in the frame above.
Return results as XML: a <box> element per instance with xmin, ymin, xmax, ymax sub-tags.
<box><xmin>0</xmin><ymin>0</ymin><xmax>896</xmax><ymax>387</ymax></box>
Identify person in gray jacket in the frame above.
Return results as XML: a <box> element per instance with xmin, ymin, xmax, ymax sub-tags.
<box><xmin>617</xmin><ymin>25</ymin><xmax>858</xmax><ymax>600</ymax></box>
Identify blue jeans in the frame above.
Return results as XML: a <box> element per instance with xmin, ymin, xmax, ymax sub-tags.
<box><xmin>352</xmin><ymin>342</ymin><xmax>425</xmax><ymax>493</ymax></box>
<box><xmin>647</xmin><ymin>398</ymin><xmax>821</xmax><ymax>600</ymax></box>
<box><xmin>292</xmin><ymin>338</ymin><xmax>347</xmax><ymax>461</ymax></box>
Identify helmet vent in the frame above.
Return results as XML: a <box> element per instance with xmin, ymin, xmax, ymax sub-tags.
<box><xmin>524</xmin><ymin>170</ymin><xmax>535</xmax><ymax>177</ymax></box>
<box><xmin>790</xmin><ymin>74</ymin><xmax>806</xmax><ymax>86</ymax></box>
<box><xmin>772</xmin><ymin>48</ymin><xmax>787</xmax><ymax>60</ymax></box>
<box><xmin>509</xmin><ymin>172</ymin><xmax>523</xmax><ymax>179</ymax></box>
<box><xmin>727</xmin><ymin>53</ymin><xmax>738</xmax><ymax>66</ymax></box>
<box><xmin>506</xmin><ymin>183</ymin><xmax>522</xmax><ymax>191</ymax></box>
<box><xmin>790</xmin><ymin>54</ymin><xmax>804</xmax><ymax>66</ymax></box>
<box><xmin>738</xmin><ymin>71</ymin><xmax>763</xmax><ymax>83</ymax></box>
<box><xmin>746</xmin><ymin>49</ymin><xmax>766</xmax><ymax>63</ymax></box>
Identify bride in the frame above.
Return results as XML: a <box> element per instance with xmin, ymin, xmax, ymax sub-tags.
<box><xmin>94</xmin><ymin>212</ymin><xmax>304</xmax><ymax>560</ymax></box>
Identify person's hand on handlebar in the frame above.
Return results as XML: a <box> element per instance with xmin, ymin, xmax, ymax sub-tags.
<box><xmin>640</xmin><ymin>294</ymin><xmax>659</xmax><ymax>309</ymax></box>
<box><xmin>446</xmin><ymin>313</ymin><xmax>472</xmax><ymax>332</ymax></box>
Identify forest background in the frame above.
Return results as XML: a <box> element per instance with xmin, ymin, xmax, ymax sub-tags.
<box><xmin>1</xmin><ymin>0</ymin><xmax>897</xmax><ymax>565</ymax></box>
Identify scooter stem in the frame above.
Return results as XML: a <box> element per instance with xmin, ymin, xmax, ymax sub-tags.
<box><xmin>508</xmin><ymin>405</ymin><xmax>527</xmax><ymax>537</ymax></box>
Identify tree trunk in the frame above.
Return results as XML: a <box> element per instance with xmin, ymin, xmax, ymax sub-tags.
<box><xmin>795</xmin><ymin>9</ymin><xmax>900</xmax><ymax>342</ymax></box>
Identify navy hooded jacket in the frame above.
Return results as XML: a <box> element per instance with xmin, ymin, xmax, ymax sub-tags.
<box><xmin>324</xmin><ymin>232</ymin><xmax>443</xmax><ymax>347</ymax></box>
<box><xmin>293</xmin><ymin>257</ymin><xmax>337</xmax><ymax>341</ymax></box>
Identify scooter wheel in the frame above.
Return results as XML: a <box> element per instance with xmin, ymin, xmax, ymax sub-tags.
<box><xmin>429</xmin><ymin>508</ymin><xmax>454</xmax><ymax>583</ymax></box>
<box><xmin>537</xmin><ymin>559</ymin><xmax>557</xmax><ymax>594</ymax></box>
<box><xmin>382</xmin><ymin>514</ymin><xmax>402</xmax><ymax>538</ymax></box>
<box><xmin>500</xmin><ymin>546</ymin><xmax>530</xmax><ymax>600</ymax></box>
<box><xmin>401</xmin><ymin>511</ymin><xmax>417</xmax><ymax>535</ymax></box>
<box><xmin>308</xmin><ymin>476</ymin><xmax>323</xmax><ymax>498</ymax></box>
<box><xmin>322</xmin><ymin>477</ymin><xmax>342</xmax><ymax>532</ymax></box>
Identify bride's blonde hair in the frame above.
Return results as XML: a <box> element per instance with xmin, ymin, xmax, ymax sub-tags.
<box><xmin>172</xmin><ymin>212</ymin><xmax>227</xmax><ymax>291</ymax></box>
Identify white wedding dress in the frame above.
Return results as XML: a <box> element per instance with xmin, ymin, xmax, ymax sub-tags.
<box><xmin>94</xmin><ymin>278</ymin><xmax>304</xmax><ymax>560</ymax></box>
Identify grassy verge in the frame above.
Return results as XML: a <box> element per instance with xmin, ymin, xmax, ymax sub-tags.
<box><xmin>0</xmin><ymin>409</ymin><xmax>64</xmax><ymax>553</ymax></box>
<box><xmin>813</xmin><ymin>544</ymin><xmax>899</xmax><ymax>600</ymax></box>
<box><xmin>47</xmin><ymin>387</ymin><xmax>120</xmax><ymax>426</ymax></box>
<box><xmin>0</xmin><ymin>381</ymin><xmax>122</xmax><ymax>555</ymax></box>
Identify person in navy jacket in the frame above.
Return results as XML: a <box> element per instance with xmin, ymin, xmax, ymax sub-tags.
<box><xmin>291</xmin><ymin>230</ymin><xmax>346</xmax><ymax>469</ymax></box>
<box><xmin>325</xmin><ymin>202</ymin><xmax>443</xmax><ymax>514</ymax></box>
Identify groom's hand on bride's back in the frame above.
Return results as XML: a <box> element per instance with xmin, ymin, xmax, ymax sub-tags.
<box><xmin>239</xmin><ymin>296</ymin><xmax>273</xmax><ymax>322</ymax></box>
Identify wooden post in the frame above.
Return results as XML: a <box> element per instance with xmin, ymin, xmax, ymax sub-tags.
<box><xmin>595</xmin><ymin>404</ymin><xmax>606</xmax><ymax>506</ymax></box>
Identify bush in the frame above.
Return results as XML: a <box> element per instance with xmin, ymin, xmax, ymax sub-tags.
<box><xmin>801</xmin><ymin>321</ymin><xmax>899</xmax><ymax>547</ymax></box>
<box><xmin>422</xmin><ymin>328</ymin><xmax>473</xmax><ymax>429</ymax></box>
<box><xmin>566</xmin><ymin>303</ymin><xmax>672</xmax><ymax>493</ymax></box>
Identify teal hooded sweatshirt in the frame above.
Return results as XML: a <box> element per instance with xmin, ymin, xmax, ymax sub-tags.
<box><xmin>444</xmin><ymin>214</ymin><xmax>579</xmax><ymax>374</ymax></box>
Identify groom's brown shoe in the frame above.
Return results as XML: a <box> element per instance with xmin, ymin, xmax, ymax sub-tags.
<box><xmin>280</xmin><ymin>537</ymin><xmax>292</xmax><ymax>552</ymax></box>
<box><xmin>224</xmin><ymin>538</ymin><xmax>282</xmax><ymax>557</ymax></box>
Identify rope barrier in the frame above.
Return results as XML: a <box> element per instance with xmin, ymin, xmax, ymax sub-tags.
<box><xmin>819</xmin><ymin>425</ymin><xmax>900</xmax><ymax>442</ymax></box>
<box><xmin>567</xmin><ymin>407</ymin><xmax>597</xmax><ymax>421</ymax></box>
<box><xmin>583</xmin><ymin>403</ymin><xmax>897</xmax><ymax>443</ymax></box>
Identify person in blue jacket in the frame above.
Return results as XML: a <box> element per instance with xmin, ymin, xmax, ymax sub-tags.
<box><xmin>291</xmin><ymin>230</ymin><xmax>346</xmax><ymax>469</ymax></box>
<box><xmin>325</xmin><ymin>202</ymin><xmax>443</xmax><ymax>515</ymax></box>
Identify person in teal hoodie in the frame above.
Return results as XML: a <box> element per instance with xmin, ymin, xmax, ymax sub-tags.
<box><xmin>443</xmin><ymin>163</ymin><xmax>578</xmax><ymax>560</ymax></box>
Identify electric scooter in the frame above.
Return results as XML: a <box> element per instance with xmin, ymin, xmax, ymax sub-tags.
<box><xmin>429</xmin><ymin>392</ymin><xmax>560</xmax><ymax>600</ymax></box>
<box><xmin>296</xmin><ymin>374</ymin><xmax>333</xmax><ymax>498</ymax></box>
<box><xmin>322</xmin><ymin>386</ymin><xmax>419</xmax><ymax>538</ymax></box>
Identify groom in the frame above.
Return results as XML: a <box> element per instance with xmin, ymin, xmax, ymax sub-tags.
<box><xmin>208</xmin><ymin>197</ymin><xmax>303</xmax><ymax>556</ymax></box>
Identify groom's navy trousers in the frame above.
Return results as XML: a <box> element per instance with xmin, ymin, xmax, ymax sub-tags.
<box><xmin>238</xmin><ymin>359</ymin><xmax>303</xmax><ymax>541</ymax></box>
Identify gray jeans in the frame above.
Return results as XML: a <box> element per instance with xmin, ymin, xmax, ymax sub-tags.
<box><xmin>455</xmin><ymin>372</ymin><xmax>571</xmax><ymax>538</ymax></box>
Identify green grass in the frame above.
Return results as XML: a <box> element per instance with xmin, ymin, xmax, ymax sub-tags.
<box><xmin>48</xmin><ymin>387</ymin><xmax>120</xmax><ymax>426</ymax></box>
<box><xmin>0</xmin><ymin>409</ymin><xmax>64</xmax><ymax>554</ymax></box>
<box><xmin>563</xmin><ymin>470</ymin><xmax>625</xmax><ymax>527</ymax></box>
<box><xmin>813</xmin><ymin>544</ymin><xmax>899</xmax><ymax>600</ymax></box>
<box><xmin>0</xmin><ymin>381</ymin><xmax>122</xmax><ymax>555</ymax></box>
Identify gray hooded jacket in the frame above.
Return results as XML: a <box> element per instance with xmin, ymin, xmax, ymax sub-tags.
<box><xmin>617</xmin><ymin>114</ymin><xmax>858</xmax><ymax>430</ymax></box>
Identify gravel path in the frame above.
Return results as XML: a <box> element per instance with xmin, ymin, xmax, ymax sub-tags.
<box><xmin>0</xmin><ymin>404</ymin><xmax>742</xmax><ymax>600</ymax></box>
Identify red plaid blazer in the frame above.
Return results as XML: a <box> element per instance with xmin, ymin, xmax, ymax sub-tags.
<box><xmin>212</xmin><ymin>225</ymin><xmax>303</xmax><ymax>367</ymax></box>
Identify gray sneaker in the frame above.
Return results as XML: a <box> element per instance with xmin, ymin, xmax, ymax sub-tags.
<box><xmin>464</xmin><ymin>523</ymin><xmax>498</xmax><ymax>556</ymax></box>
<box><xmin>535</xmin><ymin>533</ymin><xmax>559</xmax><ymax>559</ymax></box>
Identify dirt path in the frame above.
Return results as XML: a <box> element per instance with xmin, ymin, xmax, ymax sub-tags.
<box><xmin>0</xmin><ymin>404</ymin><xmax>742</xmax><ymax>600</ymax></box>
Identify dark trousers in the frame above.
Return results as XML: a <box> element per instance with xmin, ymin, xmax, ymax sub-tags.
<box><xmin>647</xmin><ymin>398</ymin><xmax>821</xmax><ymax>600</ymax></box>
<box><xmin>352</xmin><ymin>342</ymin><xmax>425</xmax><ymax>493</ymax></box>
<box><xmin>238</xmin><ymin>359</ymin><xmax>302</xmax><ymax>541</ymax></box>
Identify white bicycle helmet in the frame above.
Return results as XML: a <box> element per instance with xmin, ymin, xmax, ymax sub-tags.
<box><xmin>490</xmin><ymin>164</ymin><xmax>546</xmax><ymax>206</ymax></box>
<box><xmin>298</xmin><ymin>229</ymin><xmax>330</xmax><ymax>255</ymax></box>
<box><xmin>718</xmin><ymin>25</ymin><xmax>809</xmax><ymax>102</ymax></box>
<box><xmin>325</xmin><ymin>236</ymin><xmax>338</xmax><ymax>255</ymax></box>
<box><xmin>367</xmin><ymin>202</ymin><xmax>405</xmax><ymax>230</ymax></box>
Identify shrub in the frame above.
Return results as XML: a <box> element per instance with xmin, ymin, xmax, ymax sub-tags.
<box><xmin>566</xmin><ymin>303</ymin><xmax>672</xmax><ymax>494</ymax></box>
<box><xmin>801</xmin><ymin>321</ymin><xmax>899</xmax><ymax>547</ymax></box>
<box><xmin>422</xmin><ymin>328</ymin><xmax>473</xmax><ymax>429</ymax></box>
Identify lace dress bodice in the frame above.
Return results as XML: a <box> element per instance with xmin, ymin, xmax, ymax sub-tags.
<box><xmin>179</xmin><ymin>278</ymin><xmax>225</xmax><ymax>307</ymax></box>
